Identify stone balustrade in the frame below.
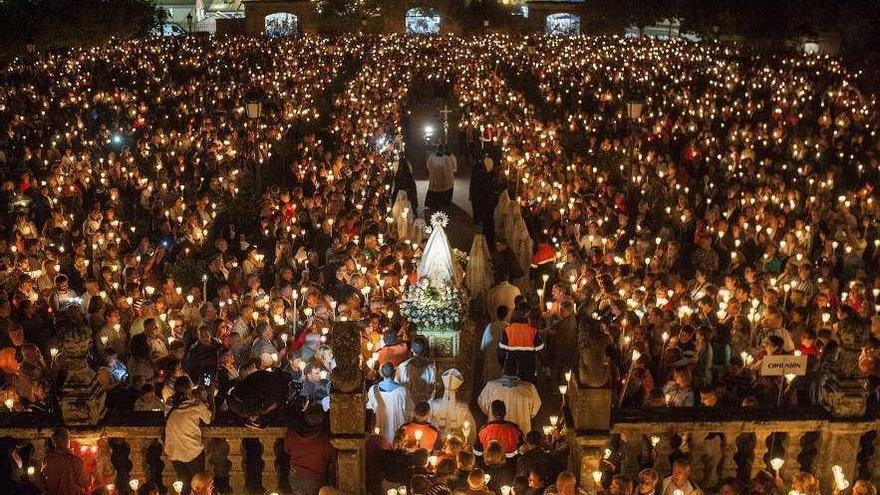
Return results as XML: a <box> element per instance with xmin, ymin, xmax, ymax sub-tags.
<box><xmin>569</xmin><ymin>405</ymin><xmax>880</xmax><ymax>493</ymax></box>
<box><xmin>0</xmin><ymin>417</ymin><xmax>292</xmax><ymax>494</ymax></box>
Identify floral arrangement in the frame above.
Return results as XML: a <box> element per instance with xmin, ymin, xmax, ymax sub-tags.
<box><xmin>400</xmin><ymin>277</ymin><xmax>463</xmax><ymax>332</ymax></box>
<box><xmin>453</xmin><ymin>248</ymin><xmax>469</xmax><ymax>271</ymax></box>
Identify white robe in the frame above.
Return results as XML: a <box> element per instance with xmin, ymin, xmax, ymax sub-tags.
<box><xmin>394</xmin><ymin>357</ymin><xmax>438</xmax><ymax>405</ymax></box>
<box><xmin>477</xmin><ymin>377</ymin><xmax>541</xmax><ymax>436</ymax></box>
<box><xmin>366</xmin><ymin>384</ymin><xmax>413</xmax><ymax>445</ymax></box>
<box><xmin>430</xmin><ymin>370</ymin><xmax>476</xmax><ymax>444</ymax></box>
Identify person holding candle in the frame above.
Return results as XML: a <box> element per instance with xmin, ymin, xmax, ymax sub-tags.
<box><xmin>41</xmin><ymin>428</ymin><xmax>92</xmax><ymax>495</ymax></box>
<box><xmin>398</xmin><ymin>401</ymin><xmax>441</xmax><ymax>452</ymax></box>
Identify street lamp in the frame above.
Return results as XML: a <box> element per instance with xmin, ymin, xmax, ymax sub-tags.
<box><xmin>246</xmin><ymin>90</ymin><xmax>263</xmax><ymax>121</ymax></box>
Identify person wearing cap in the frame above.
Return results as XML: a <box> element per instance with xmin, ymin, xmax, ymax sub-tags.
<box><xmin>429</xmin><ymin>368</ymin><xmax>476</xmax><ymax>443</ymax></box>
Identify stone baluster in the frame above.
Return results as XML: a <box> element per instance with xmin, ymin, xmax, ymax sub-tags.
<box><xmin>128</xmin><ymin>438</ymin><xmax>145</xmax><ymax>485</ymax></box>
<box><xmin>227</xmin><ymin>438</ymin><xmax>246</xmax><ymax>495</ymax></box>
<box><xmin>654</xmin><ymin>431</ymin><xmax>674</xmax><ymax>475</ymax></box>
<box><xmin>619</xmin><ymin>429</ymin><xmax>642</xmax><ymax>478</ymax></box>
<box><xmin>161</xmin><ymin>451</ymin><xmax>177</xmax><ymax>492</ymax></box>
<box><xmin>781</xmin><ymin>431</ymin><xmax>805</xmax><ymax>482</ymax></box>
<box><xmin>260</xmin><ymin>436</ymin><xmax>278</xmax><ymax>493</ymax></box>
<box><xmin>720</xmin><ymin>431</ymin><xmax>739</xmax><ymax>480</ymax></box>
<box><xmin>689</xmin><ymin>433</ymin><xmax>707</xmax><ymax>484</ymax></box>
<box><xmin>871</xmin><ymin>431</ymin><xmax>880</xmax><ymax>485</ymax></box>
<box><xmin>816</xmin><ymin>426</ymin><xmax>863</xmax><ymax>494</ymax></box>
<box><xmin>30</xmin><ymin>435</ymin><xmax>47</xmax><ymax>472</ymax></box>
<box><xmin>751</xmin><ymin>430</ymin><xmax>770</xmax><ymax>478</ymax></box>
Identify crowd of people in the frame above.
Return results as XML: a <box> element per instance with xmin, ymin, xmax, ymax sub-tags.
<box><xmin>0</xmin><ymin>32</ymin><xmax>878</xmax><ymax>495</ymax></box>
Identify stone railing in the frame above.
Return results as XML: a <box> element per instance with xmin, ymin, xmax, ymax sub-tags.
<box><xmin>0</xmin><ymin>413</ymin><xmax>295</xmax><ymax>494</ymax></box>
<box><xmin>568</xmin><ymin>405</ymin><xmax>880</xmax><ymax>493</ymax></box>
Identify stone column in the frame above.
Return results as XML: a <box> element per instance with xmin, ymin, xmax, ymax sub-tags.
<box><xmin>260</xmin><ymin>436</ymin><xmax>278</xmax><ymax>493</ymax></box>
<box><xmin>227</xmin><ymin>438</ymin><xmax>246</xmax><ymax>495</ymax></box>
<box><xmin>720</xmin><ymin>432</ymin><xmax>739</xmax><ymax>480</ymax></box>
<box><xmin>689</xmin><ymin>433</ymin><xmax>706</xmax><ymax>483</ymax></box>
<box><xmin>128</xmin><ymin>438</ymin><xmax>145</xmax><ymax>485</ymax></box>
<box><xmin>781</xmin><ymin>431</ymin><xmax>805</xmax><ymax>482</ymax></box>
<box><xmin>571</xmin><ymin>433</ymin><xmax>610</xmax><ymax>491</ymax></box>
<box><xmin>330</xmin><ymin>321</ymin><xmax>367</xmax><ymax>495</ymax></box>
<box><xmin>161</xmin><ymin>451</ymin><xmax>176</xmax><ymax>492</ymax></box>
<box><xmin>871</xmin><ymin>431</ymin><xmax>880</xmax><ymax>484</ymax></box>
<box><xmin>620</xmin><ymin>430</ymin><xmax>643</xmax><ymax>478</ymax></box>
<box><xmin>654</xmin><ymin>431</ymin><xmax>675</xmax><ymax>475</ymax></box>
<box><xmin>816</xmin><ymin>425</ymin><xmax>863</xmax><ymax>494</ymax></box>
<box><xmin>751</xmin><ymin>430</ymin><xmax>770</xmax><ymax>478</ymax></box>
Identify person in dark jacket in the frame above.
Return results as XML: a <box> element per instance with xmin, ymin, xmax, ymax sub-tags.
<box><xmin>283</xmin><ymin>404</ymin><xmax>336</xmax><ymax>495</ymax></box>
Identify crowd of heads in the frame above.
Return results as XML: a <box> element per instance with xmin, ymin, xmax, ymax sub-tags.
<box><xmin>0</xmin><ymin>32</ymin><xmax>878</xmax><ymax>495</ymax></box>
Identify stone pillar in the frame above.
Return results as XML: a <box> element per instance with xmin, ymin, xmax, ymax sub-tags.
<box><xmin>128</xmin><ymin>438</ymin><xmax>145</xmax><ymax>485</ymax></box>
<box><xmin>620</xmin><ymin>430</ymin><xmax>642</xmax><ymax>478</ymax></box>
<box><xmin>330</xmin><ymin>321</ymin><xmax>367</xmax><ymax>495</ymax></box>
<box><xmin>161</xmin><ymin>451</ymin><xmax>176</xmax><ymax>491</ymax></box>
<box><xmin>689</xmin><ymin>433</ymin><xmax>706</xmax><ymax>483</ymax></box>
<box><xmin>781</xmin><ymin>432</ymin><xmax>805</xmax><ymax>482</ymax></box>
<box><xmin>720</xmin><ymin>432</ymin><xmax>739</xmax><ymax>480</ymax></box>
<box><xmin>751</xmin><ymin>431</ymin><xmax>769</xmax><ymax>478</ymax></box>
<box><xmin>654</xmin><ymin>431</ymin><xmax>675</xmax><ymax>475</ymax></box>
<box><xmin>260</xmin><ymin>436</ymin><xmax>278</xmax><ymax>493</ymax></box>
<box><xmin>871</xmin><ymin>431</ymin><xmax>880</xmax><ymax>484</ymax></box>
<box><xmin>571</xmin><ymin>433</ymin><xmax>610</xmax><ymax>490</ymax></box>
<box><xmin>227</xmin><ymin>438</ymin><xmax>246</xmax><ymax>495</ymax></box>
<box><xmin>816</xmin><ymin>426</ymin><xmax>863</xmax><ymax>494</ymax></box>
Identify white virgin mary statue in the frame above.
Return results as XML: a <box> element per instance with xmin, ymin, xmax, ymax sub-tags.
<box><xmin>419</xmin><ymin>212</ymin><xmax>461</xmax><ymax>288</ymax></box>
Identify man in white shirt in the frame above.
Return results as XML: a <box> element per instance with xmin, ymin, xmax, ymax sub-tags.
<box><xmin>164</xmin><ymin>376</ymin><xmax>213</xmax><ymax>492</ymax></box>
<box><xmin>426</xmin><ymin>145</ymin><xmax>457</xmax><ymax>212</ymax></box>
<box><xmin>477</xmin><ymin>360</ymin><xmax>541</xmax><ymax>435</ymax></box>
<box><xmin>486</xmin><ymin>276</ymin><xmax>521</xmax><ymax>323</ymax></box>
<box><xmin>394</xmin><ymin>338</ymin><xmax>438</xmax><ymax>404</ymax></box>
<box><xmin>661</xmin><ymin>459</ymin><xmax>703</xmax><ymax>495</ymax></box>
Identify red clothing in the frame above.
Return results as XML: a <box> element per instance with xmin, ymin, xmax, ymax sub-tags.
<box><xmin>377</xmin><ymin>342</ymin><xmax>409</xmax><ymax>368</ymax></box>
<box><xmin>798</xmin><ymin>344</ymin><xmax>819</xmax><ymax>358</ymax></box>
<box><xmin>42</xmin><ymin>448</ymin><xmax>91</xmax><ymax>495</ymax></box>
<box><xmin>399</xmin><ymin>421</ymin><xmax>440</xmax><ymax>451</ymax></box>
<box><xmin>475</xmin><ymin>420</ymin><xmax>522</xmax><ymax>457</ymax></box>
<box><xmin>530</xmin><ymin>243</ymin><xmax>556</xmax><ymax>268</ymax></box>
<box><xmin>283</xmin><ymin>427</ymin><xmax>336</xmax><ymax>483</ymax></box>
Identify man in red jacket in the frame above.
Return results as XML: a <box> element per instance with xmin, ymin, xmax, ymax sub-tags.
<box><xmin>41</xmin><ymin>428</ymin><xmax>91</xmax><ymax>495</ymax></box>
<box><xmin>284</xmin><ymin>404</ymin><xmax>337</xmax><ymax>495</ymax></box>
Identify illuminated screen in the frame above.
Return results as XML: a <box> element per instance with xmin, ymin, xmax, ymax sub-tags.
<box><xmin>265</xmin><ymin>13</ymin><xmax>297</xmax><ymax>37</ymax></box>
<box><xmin>406</xmin><ymin>8</ymin><xmax>441</xmax><ymax>34</ymax></box>
<box><xmin>546</xmin><ymin>13</ymin><xmax>581</xmax><ymax>35</ymax></box>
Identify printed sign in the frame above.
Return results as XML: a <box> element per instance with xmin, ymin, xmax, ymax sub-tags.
<box><xmin>760</xmin><ymin>355</ymin><xmax>808</xmax><ymax>376</ymax></box>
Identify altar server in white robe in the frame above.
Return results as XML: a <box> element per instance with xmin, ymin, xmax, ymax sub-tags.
<box><xmin>477</xmin><ymin>359</ymin><xmax>541</xmax><ymax>435</ymax></box>
<box><xmin>429</xmin><ymin>369</ymin><xmax>476</xmax><ymax>444</ymax></box>
<box><xmin>394</xmin><ymin>337</ymin><xmax>438</xmax><ymax>405</ymax></box>
<box><xmin>367</xmin><ymin>362</ymin><xmax>413</xmax><ymax>444</ymax></box>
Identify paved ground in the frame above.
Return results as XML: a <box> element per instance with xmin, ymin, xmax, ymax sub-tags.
<box><xmin>403</xmin><ymin>84</ymin><xmax>565</xmax><ymax>435</ymax></box>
